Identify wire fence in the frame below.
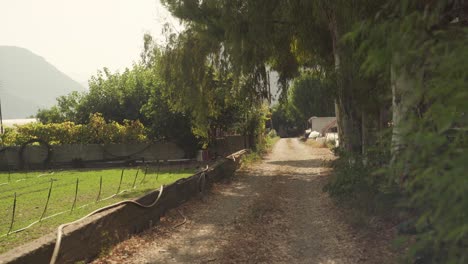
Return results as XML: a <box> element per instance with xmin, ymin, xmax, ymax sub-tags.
<box><xmin>0</xmin><ymin>161</ymin><xmax>194</xmax><ymax>239</ymax></box>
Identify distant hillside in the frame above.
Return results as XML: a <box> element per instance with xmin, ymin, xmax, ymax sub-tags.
<box><xmin>0</xmin><ymin>46</ymin><xmax>85</xmax><ymax>118</ymax></box>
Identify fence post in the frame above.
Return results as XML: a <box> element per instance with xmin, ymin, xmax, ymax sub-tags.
<box><xmin>132</xmin><ymin>168</ymin><xmax>139</xmax><ymax>189</ymax></box>
<box><xmin>40</xmin><ymin>178</ymin><xmax>54</xmax><ymax>222</ymax></box>
<box><xmin>8</xmin><ymin>170</ymin><xmax>10</xmax><ymax>183</ymax></box>
<box><xmin>96</xmin><ymin>175</ymin><xmax>103</xmax><ymax>202</ymax></box>
<box><xmin>70</xmin><ymin>178</ymin><xmax>79</xmax><ymax>213</ymax></box>
<box><xmin>7</xmin><ymin>192</ymin><xmax>17</xmax><ymax>235</ymax></box>
<box><xmin>140</xmin><ymin>165</ymin><xmax>148</xmax><ymax>185</ymax></box>
<box><xmin>116</xmin><ymin>168</ymin><xmax>124</xmax><ymax>194</ymax></box>
<box><xmin>156</xmin><ymin>160</ymin><xmax>160</xmax><ymax>182</ymax></box>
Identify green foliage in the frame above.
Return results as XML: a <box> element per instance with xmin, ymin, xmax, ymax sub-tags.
<box><xmin>248</xmin><ymin>103</ymin><xmax>270</xmax><ymax>146</ymax></box>
<box><xmin>141</xmin><ymin>85</ymin><xmax>199</xmax><ymax>156</ymax></box>
<box><xmin>271</xmin><ymin>103</ymin><xmax>298</xmax><ymax>132</ymax></box>
<box><xmin>36</xmin><ymin>91</ymin><xmax>85</xmax><ymax>123</ymax></box>
<box><xmin>288</xmin><ymin>72</ymin><xmax>335</xmax><ymax>121</ymax></box>
<box><xmin>83</xmin><ymin>66</ymin><xmax>151</xmax><ymax>123</ymax></box>
<box><xmin>36</xmin><ymin>66</ymin><xmax>151</xmax><ymax>125</ymax></box>
<box><xmin>161</xmin><ymin>1</ymin><xmax>467</xmax><ymax>262</ymax></box>
<box><xmin>159</xmin><ymin>0</ymin><xmax>312</xmax><ymax>142</ymax></box>
<box><xmin>35</xmin><ymin>50</ymin><xmax>200</xmax><ymax>152</ymax></box>
<box><xmin>1</xmin><ymin>113</ymin><xmax>147</xmax><ymax>146</ymax></box>
<box><xmin>325</xmin><ymin>126</ymin><xmax>398</xmax><ymax>209</ymax></box>
<box><xmin>267</xmin><ymin>129</ymin><xmax>277</xmax><ymax>138</ymax></box>
<box><xmin>36</xmin><ymin>107</ymin><xmax>64</xmax><ymax>124</ymax></box>
<box><xmin>339</xmin><ymin>1</ymin><xmax>468</xmax><ymax>262</ymax></box>
<box><xmin>271</xmin><ymin>71</ymin><xmax>335</xmax><ymax>135</ymax></box>
<box><xmin>157</xmin><ymin>27</ymin><xmax>264</xmax><ymax>140</ymax></box>
<box><xmin>241</xmin><ymin>127</ymin><xmax>279</xmax><ymax>165</ymax></box>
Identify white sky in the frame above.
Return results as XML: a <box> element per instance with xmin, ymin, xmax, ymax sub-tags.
<box><xmin>0</xmin><ymin>0</ymin><xmax>181</xmax><ymax>84</ymax></box>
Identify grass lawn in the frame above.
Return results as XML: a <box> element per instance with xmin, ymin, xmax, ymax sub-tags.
<box><xmin>0</xmin><ymin>166</ymin><xmax>195</xmax><ymax>254</ymax></box>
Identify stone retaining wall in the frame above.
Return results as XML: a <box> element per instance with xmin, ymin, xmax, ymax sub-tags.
<box><xmin>213</xmin><ymin>135</ymin><xmax>248</xmax><ymax>157</ymax></box>
<box><xmin>0</xmin><ymin>142</ymin><xmax>185</xmax><ymax>170</ymax></box>
<box><xmin>0</xmin><ymin>136</ymin><xmax>247</xmax><ymax>170</ymax></box>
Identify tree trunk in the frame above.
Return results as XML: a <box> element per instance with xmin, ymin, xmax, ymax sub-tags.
<box><xmin>390</xmin><ymin>57</ymin><xmax>413</xmax><ymax>165</ymax></box>
<box><xmin>334</xmin><ymin>100</ymin><xmax>343</xmax><ymax>147</ymax></box>
<box><xmin>329</xmin><ymin>11</ymin><xmax>345</xmax><ymax>150</ymax></box>
<box><xmin>390</xmin><ymin>55</ymin><xmax>424</xmax><ymax>183</ymax></box>
<box><xmin>329</xmin><ymin>13</ymin><xmax>362</xmax><ymax>154</ymax></box>
<box><xmin>361</xmin><ymin>111</ymin><xmax>369</xmax><ymax>157</ymax></box>
<box><xmin>361</xmin><ymin>109</ymin><xmax>380</xmax><ymax>162</ymax></box>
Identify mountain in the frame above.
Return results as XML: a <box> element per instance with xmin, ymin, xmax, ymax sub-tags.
<box><xmin>0</xmin><ymin>46</ymin><xmax>85</xmax><ymax>119</ymax></box>
<box><xmin>80</xmin><ymin>81</ymin><xmax>90</xmax><ymax>91</ymax></box>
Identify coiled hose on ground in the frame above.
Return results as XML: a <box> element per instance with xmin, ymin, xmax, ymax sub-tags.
<box><xmin>49</xmin><ymin>185</ymin><xmax>165</xmax><ymax>264</ymax></box>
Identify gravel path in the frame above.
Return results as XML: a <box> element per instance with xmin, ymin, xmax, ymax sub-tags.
<box><xmin>93</xmin><ymin>138</ymin><xmax>395</xmax><ymax>264</ymax></box>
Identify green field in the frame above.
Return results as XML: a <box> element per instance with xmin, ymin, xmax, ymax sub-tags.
<box><xmin>0</xmin><ymin>166</ymin><xmax>195</xmax><ymax>254</ymax></box>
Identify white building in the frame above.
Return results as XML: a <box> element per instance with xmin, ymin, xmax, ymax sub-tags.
<box><xmin>308</xmin><ymin>116</ymin><xmax>336</xmax><ymax>133</ymax></box>
<box><xmin>307</xmin><ymin>116</ymin><xmax>339</xmax><ymax>147</ymax></box>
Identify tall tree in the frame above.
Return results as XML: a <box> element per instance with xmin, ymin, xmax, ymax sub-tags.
<box><xmin>287</xmin><ymin>72</ymin><xmax>335</xmax><ymax>122</ymax></box>
<box><xmin>159</xmin><ymin>0</ymin><xmax>388</xmax><ymax>154</ymax></box>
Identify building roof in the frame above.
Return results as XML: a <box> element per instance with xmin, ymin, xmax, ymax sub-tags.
<box><xmin>307</xmin><ymin>116</ymin><xmax>335</xmax><ymax>123</ymax></box>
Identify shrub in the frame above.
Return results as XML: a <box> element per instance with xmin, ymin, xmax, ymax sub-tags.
<box><xmin>267</xmin><ymin>129</ymin><xmax>277</xmax><ymax>138</ymax></box>
<box><xmin>324</xmin><ymin>131</ymin><xmax>400</xmax><ymax>217</ymax></box>
<box><xmin>0</xmin><ymin>113</ymin><xmax>148</xmax><ymax>146</ymax></box>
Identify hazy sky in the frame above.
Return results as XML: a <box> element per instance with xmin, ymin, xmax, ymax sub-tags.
<box><xmin>0</xmin><ymin>0</ymin><xmax>181</xmax><ymax>84</ymax></box>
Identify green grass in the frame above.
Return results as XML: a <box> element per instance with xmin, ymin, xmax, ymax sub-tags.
<box><xmin>241</xmin><ymin>136</ymin><xmax>279</xmax><ymax>165</ymax></box>
<box><xmin>0</xmin><ymin>166</ymin><xmax>194</xmax><ymax>254</ymax></box>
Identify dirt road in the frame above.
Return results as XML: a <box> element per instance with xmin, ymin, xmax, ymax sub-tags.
<box><xmin>94</xmin><ymin>138</ymin><xmax>394</xmax><ymax>264</ymax></box>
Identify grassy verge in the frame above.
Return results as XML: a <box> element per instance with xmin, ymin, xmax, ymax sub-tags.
<box><xmin>301</xmin><ymin>137</ymin><xmax>337</xmax><ymax>150</ymax></box>
<box><xmin>0</xmin><ymin>167</ymin><xmax>194</xmax><ymax>253</ymax></box>
<box><xmin>302</xmin><ymin>139</ymin><xmax>327</xmax><ymax>148</ymax></box>
<box><xmin>241</xmin><ymin>135</ymin><xmax>280</xmax><ymax>165</ymax></box>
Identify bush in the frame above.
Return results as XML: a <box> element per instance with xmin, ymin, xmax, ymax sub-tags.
<box><xmin>267</xmin><ymin>129</ymin><xmax>277</xmax><ymax>138</ymax></box>
<box><xmin>324</xmin><ymin>130</ymin><xmax>401</xmax><ymax>219</ymax></box>
<box><xmin>0</xmin><ymin>113</ymin><xmax>148</xmax><ymax>146</ymax></box>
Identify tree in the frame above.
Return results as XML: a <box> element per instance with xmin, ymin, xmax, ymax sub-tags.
<box><xmin>36</xmin><ymin>91</ymin><xmax>85</xmax><ymax>123</ymax></box>
<box><xmin>351</xmin><ymin>1</ymin><xmax>468</xmax><ymax>262</ymax></box>
<box><xmin>271</xmin><ymin>72</ymin><xmax>335</xmax><ymax>134</ymax></box>
<box><xmin>78</xmin><ymin>66</ymin><xmax>150</xmax><ymax>123</ymax></box>
<box><xmin>159</xmin><ymin>1</ymin><xmax>468</xmax><ymax>262</ymax></box>
<box><xmin>159</xmin><ymin>0</ymin><xmax>389</xmax><ymax>154</ymax></box>
<box><xmin>36</xmin><ymin>106</ymin><xmax>64</xmax><ymax>124</ymax></box>
<box><xmin>287</xmin><ymin>72</ymin><xmax>335</xmax><ymax>122</ymax></box>
<box><xmin>36</xmin><ymin>46</ymin><xmax>201</xmax><ymax>153</ymax></box>
<box><xmin>154</xmin><ymin>25</ymin><xmax>265</xmax><ymax>143</ymax></box>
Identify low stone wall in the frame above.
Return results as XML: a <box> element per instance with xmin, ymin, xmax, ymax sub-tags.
<box><xmin>0</xmin><ymin>142</ymin><xmax>185</xmax><ymax>170</ymax></box>
<box><xmin>0</xmin><ymin>150</ymin><xmax>245</xmax><ymax>264</ymax></box>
